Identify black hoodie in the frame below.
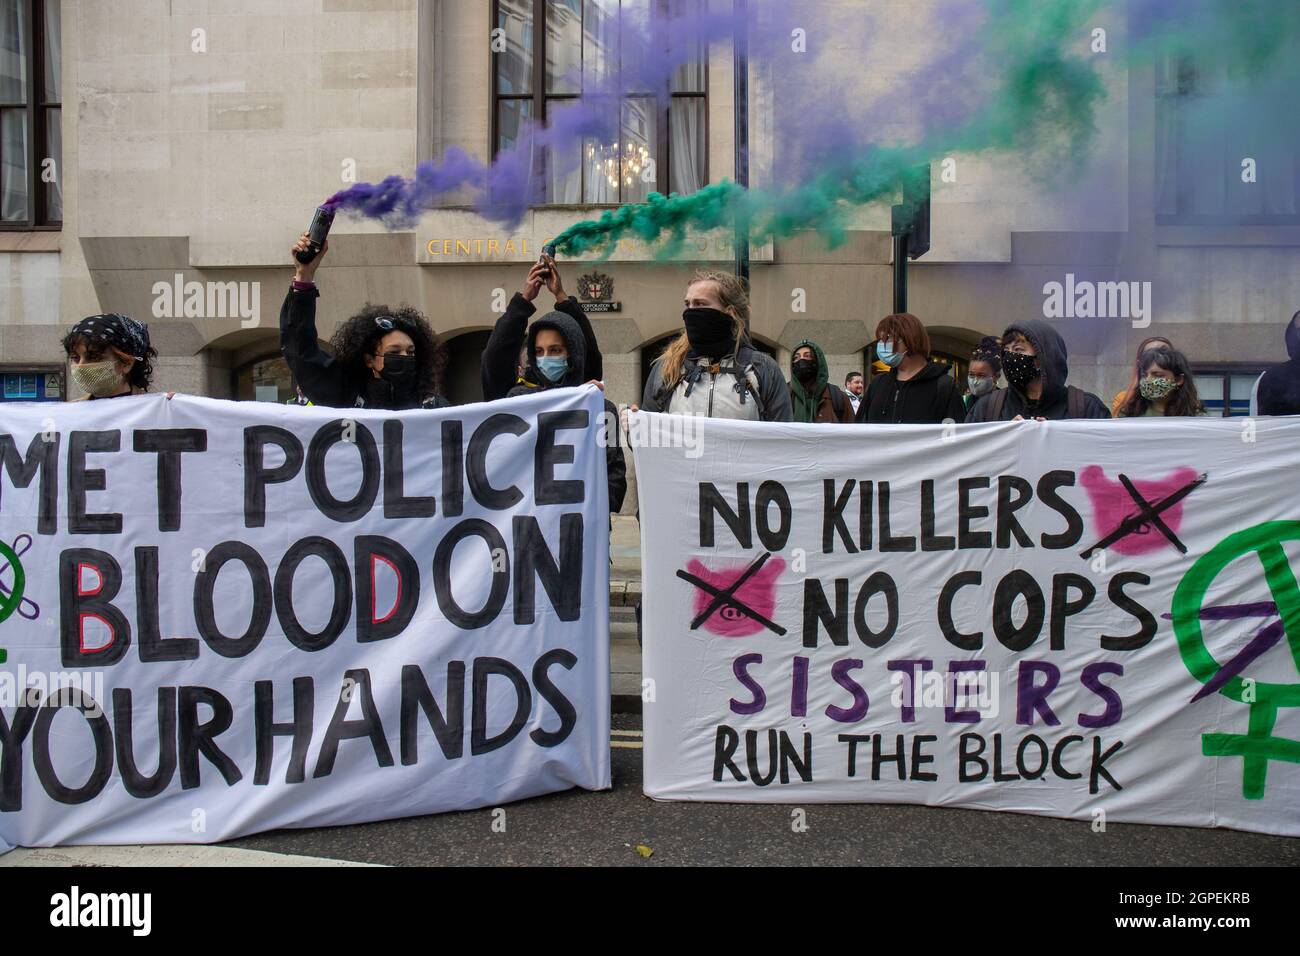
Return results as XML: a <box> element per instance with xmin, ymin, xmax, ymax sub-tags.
<box><xmin>506</xmin><ymin>311</ymin><xmax>626</xmax><ymax>514</ymax></box>
<box><xmin>1257</xmin><ymin>311</ymin><xmax>1300</xmax><ymax>416</ymax></box>
<box><xmin>964</xmin><ymin>319</ymin><xmax>1110</xmax><ymax>421</ymax></box>
<box><xmin>855</xmin><ymin>360</ymin><xmax>966</xmax><ymax>424</ymax></box>
<box><xmin>482</xmin><ymin>293</ymin><xmax>603</xmax><ymax>402</ymax></box>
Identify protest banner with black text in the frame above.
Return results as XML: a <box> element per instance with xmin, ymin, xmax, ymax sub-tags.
<box><xmin>0</xmin><ymin>387</ymin><xmax>610</xmax><ymax>852</ymax></box>
<box><xmin>633</xmin><ymin>412</ymin><xmax>1300</xmax><ymax>835</ymax></box>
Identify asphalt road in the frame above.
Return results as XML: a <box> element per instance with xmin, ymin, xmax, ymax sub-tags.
<box><xmin>226</xmin><ymin>712</ymin><xmax>1300</xmax><ymax>867</ymax></box>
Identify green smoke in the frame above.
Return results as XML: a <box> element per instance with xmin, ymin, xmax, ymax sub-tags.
<box><xmin>553</xmin><ymin>0</ymin><xmax>1105</xmax><ymax>257</ymax></box>
<box><xmin>551</xmin><ymin>0</ymin><xmax>1296</xmax><ymax>259</ymax></box>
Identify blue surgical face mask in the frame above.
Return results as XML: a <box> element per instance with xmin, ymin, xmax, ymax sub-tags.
<box><xmin>537</xmin><ymin>356</ymin><xmax>569</xmax><ymax>382</ymax></box>
<box><xmin>877</xmin><ymin>339</ymin><xmax>904</xmax><ymax>368</ymax></box>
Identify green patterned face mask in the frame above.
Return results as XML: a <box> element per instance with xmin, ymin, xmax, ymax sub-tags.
<box><xmin>1139</xmin><ymin>376</ymin><xmax>1179</xmax><ymax>401</ymax></box>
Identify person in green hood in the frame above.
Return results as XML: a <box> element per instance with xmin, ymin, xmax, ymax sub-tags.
<box><xmin>790</xmin><ymin>339</ymin><xmax>855</xmax><ymax>423</ymax></box>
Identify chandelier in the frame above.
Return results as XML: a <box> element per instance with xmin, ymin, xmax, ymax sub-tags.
<box><xmin>586</xmin><ymin>140</ymin><xmax>650</xmax><ymax>189</ymax></box>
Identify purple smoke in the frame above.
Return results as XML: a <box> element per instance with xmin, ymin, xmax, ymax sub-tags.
<box><xmin>322</xmin><ymin>1</ymin><xmax>763</xmax><ymax>229</ymax></box>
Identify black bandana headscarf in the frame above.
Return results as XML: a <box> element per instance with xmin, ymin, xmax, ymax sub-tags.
<box><xmin>70</xmin><ymin>314</ymin><xmax>151</xmax><ymax>359</ymax></box>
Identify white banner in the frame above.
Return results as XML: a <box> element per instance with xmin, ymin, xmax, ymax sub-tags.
<box><xmin>634</xmin><ymin>412</ymin><xmax>1300</xmax><ymax>836</ymax></box>
<box><xmin>0</xmin><ymin>387</ymin><xmax>610</xmax><ymax>852</ymax></box>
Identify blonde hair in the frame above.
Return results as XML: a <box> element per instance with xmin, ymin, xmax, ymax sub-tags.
<box><xmin>658</xmin><ymin>270</ymin><xmax>751</xmax><ymax>389</ymax></box>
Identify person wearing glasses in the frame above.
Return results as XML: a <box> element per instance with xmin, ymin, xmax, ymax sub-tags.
<box><xmin>280</xmin><ymin>233</ymin><xmax>451</xmax><ymax>410</ymax></box>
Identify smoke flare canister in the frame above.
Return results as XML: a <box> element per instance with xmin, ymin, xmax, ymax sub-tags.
<box><xmin>294</xmin><ymin>205</ymin><xmax>336</xmax><ymax>264</ymax></box>
<box><xmin>538</xmin><ymin>242</ymin><xmax>557</xmax><ymax>279</ymax></box>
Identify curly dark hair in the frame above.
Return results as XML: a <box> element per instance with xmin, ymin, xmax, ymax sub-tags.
<box><xmin>60</xmin><ymin>331</ymin><xmax>157</xmax><ymax>391</ymax></box>
<box><xmin>970</xmin><ymin>335</ymin><xmax>1002</xmax><ymax>376</ymax></box>
<box><xmin>1118</xmin><ymin>346</ymin><xmax>1205</xmax><ymax>417</ymax></box>
<box><xmin>328</xmin><ymin>303</ymin><xmax>448</xmax><ymax>401</ymax></box>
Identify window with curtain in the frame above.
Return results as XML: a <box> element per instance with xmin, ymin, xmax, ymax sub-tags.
<box><xmin>0</xmin><ymin>0</ymin><xmax>60</xmax><ymax>229</ymax></box>
<box><xmin>1155</xmin><ymin>54</ymin><xmax>1300</xmax><ymax>225</ymax></box>
<box><xmin>491</xmin><ymin>0</ymin><xmax>707</xmax><ymax>205</ymax></box>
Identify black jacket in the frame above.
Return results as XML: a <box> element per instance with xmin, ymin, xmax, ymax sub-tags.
<box><xmin>505</xmin><ymin>311</ymin><xmax>626</xmax><ymax>514</ymax></box>
<box><xmin>482</xmin><ymin>293</ymin><xmax>603</xmax><ymax>402</ymax></box>
<box><xmin>855</xmin><ymin>361</ymin><xmax>966</xmax><ymax>424</ymax></box>
<box><xmin>279</xmin><ymin>286</ymin><xmax>451</xmax><ymax>411</ymax></box>
<box><xmin>1258</xmin><ymin>313</ymin><xmax>1300</xmax><ymax>416</ymax></box>
<box><xmin>964</xmin><ymin>319</ymin><xmax>1110</xmax><ymax>422</ymax></box>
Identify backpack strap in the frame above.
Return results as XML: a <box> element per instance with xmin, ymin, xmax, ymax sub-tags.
<box><xmin>990</xmin><ymin>388</ymin><xmax>1009</xmax><ymax>419</ymax></box>
<box><xmin>1066</xmin><ymin>386</ymin><xmax>1086</xmax><ymax>419</ymax></box>
<box><xmin>680</xmin><ymin>360</ymin><xmax>706</xmax><ymax>399</ymax></box>
<box><xmin>828</xmin><ymin>383</ymin><xmax>846</xmax><ymax>420</ymax></box>
<box><xmin>740</xmin><ymin>362</ymin><xmax>766</xmax><ymax>416</ymax></box>
<box><xmin>712</xmin><ymin>356</ymin><xmax>765</xmax><ymax>415</ymax></box>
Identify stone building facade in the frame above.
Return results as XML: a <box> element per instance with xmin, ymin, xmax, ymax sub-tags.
<box><xmin>2</xmin><ymin>0</ymin><xmax>1296</xmax><ymax>442</ymax></box>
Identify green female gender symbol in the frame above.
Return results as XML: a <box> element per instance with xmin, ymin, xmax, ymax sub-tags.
<box><xmin>1171</xmin><ymin>520</ymin><xmax>1300</xmax><ymax>708</ymax></box>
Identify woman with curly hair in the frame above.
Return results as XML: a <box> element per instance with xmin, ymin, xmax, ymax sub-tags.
<box><xmin>280</xmin><ymin>234</ymin><xmax>451</xmax><ymax>410</ymax></box>
<box><xmin>61</xmin><ymin>313</ymin><xmax>157</xmax><ymax>399</ymax></box>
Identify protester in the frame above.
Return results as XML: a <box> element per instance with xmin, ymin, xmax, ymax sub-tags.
<box><xmin>790</xmin><ymin>340</ymin><xmax>855</xmax><ymax>423</ymax></box>
<box><xmin>965</xmin><ymin>319</ymin><xmax>1110</xmax><ymax>421</ymax></box>
<box><xmin>844</xmin><ymin>371</ymin><xmax>864</xmax><ymax>415</ymax></box>
<box><xmin>482</xmin><ymin>253</ymin><xmax>602</xmax><ymax>402</ymax></box>
<box><xmin>1110</xmin><ymin>335</ymin><xmax>1173</xmax><ymax>417</ymax></box>
<box><xmin>61</xmin><ymin>313</ymin><xmax>157</xmax><ymax>399</ymax></box>
<box><xmin>1115</xmin><ymin>346</ymin><xmax>1205</xmax><ymax>417</ymax></box>
<box><xmin>639</xmin><ymin>270</ymin><xmax>792</xmax><ymax>421</ymax></box>
<box><xmin>964</xmin><ymin>336</ymin><xmax>1002</xmax><ymax>412</ymax></box>
<box><xmin>631</xmin><ymin>269</ymin><xmax>792</xmax><ymax>648</ymax></box>
<box><xmin>280</xmin><ymin>235</ymin><xmax>450</xmax><ymax>410</ymax></box>
<box><xmin>506</xmin><ymin>310</ymin><xmax>626</xmax><ymax>514</ymax></box>
<box><xmin>855</xmin><ymin>313</ymin><xmax>965</xmax><ymax>424</ymax></box>
<box><xmin>1257</xmin><ymin>310</ymin><xmax>1300</xmax><ymax>416</ymax></box>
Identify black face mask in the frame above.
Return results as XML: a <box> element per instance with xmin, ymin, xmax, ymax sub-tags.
<box><xmin>793</xmin><ymin>358</ymin><xmax>818</xmax><ymax>383</ymax></box>
<box><xmin>379</xmin><ymin>353</ymin><xmax>417</xmax><ymax>387</ymax></box>
<box><xmin>683</xmin><ymin>307</ymin><xmax>735</xmax><ymax>360</ymax></box>
<box><xmin>1001</xmin><ymin>349</ymin><xmax>1040</xmax><ymax>391</ymax></box>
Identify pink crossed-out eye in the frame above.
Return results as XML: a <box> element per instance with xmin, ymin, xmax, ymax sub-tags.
<box><xmin>684</xmin><ymin>557</ymin><xmax>787</xmax><ymax>637</ymax></box>
<box><xmin>1079</xmin><ymin>465</ymin><xmax>1201</xmax><ymax>556</ymax></box>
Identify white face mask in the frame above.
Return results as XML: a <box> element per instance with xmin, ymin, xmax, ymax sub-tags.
<box><xmin>72</xmin><ymin>359</ymin><xmax>127</xmax><ymax>397</ymax></box>
<box><xmin>967</xmin><ymin>375</ymin><xmax>995</xmax><ymax>397</ymax></box>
